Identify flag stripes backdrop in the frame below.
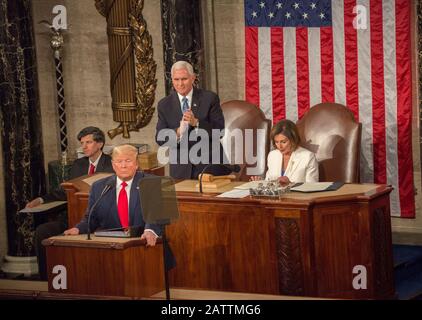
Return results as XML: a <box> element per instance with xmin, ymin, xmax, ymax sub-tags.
<box><xmin>244</xmin><ymin>0</ymin><xmax>415</xmax><ymax>217</ymax></box>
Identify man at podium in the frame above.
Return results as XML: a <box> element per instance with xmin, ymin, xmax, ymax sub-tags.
<box><xmin>64</xmin><ymin>144</ymin><xmax>161</xmax><ymax>246</ymax></box>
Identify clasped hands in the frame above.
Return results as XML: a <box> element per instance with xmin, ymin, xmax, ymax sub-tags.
<box><xmin>178</xmin><ymin>109</ymin><xmax>198</xmax><ymax>137</ymax></box>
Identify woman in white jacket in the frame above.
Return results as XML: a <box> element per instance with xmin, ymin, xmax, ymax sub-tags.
<box><xmin>252</xmin><ymin>119</ymin><xmax>319</xmax><ymax>185</ymax></box>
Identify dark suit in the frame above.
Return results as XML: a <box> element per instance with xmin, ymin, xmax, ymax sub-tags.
<box><xmin>42</xmin><ymin>154</ymin><xmax>114</xmax><ymax>202</ymax></box>
<box><xmin>35</xmin><ymin>153</ymin><xmax>114</xmax><ymax>280</ymax></box>
<box><xmin>155</xmin><ymin>88</ymin><xmax>228</xmax><ymax>179</ymax></box>
<box><xmin>75</xmin><ymin>171</ymin><xmax>161</xmax><ymax>236</ymax></box>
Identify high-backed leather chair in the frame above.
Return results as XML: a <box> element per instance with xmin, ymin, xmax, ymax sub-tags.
<box><xmin>296</xmin><ymin>102</ymin><xmax>362</xmax><ymax>183</ymax></box>
<box><xmin>220</xmin><ymin>100</ymin><xmax>271</xmax><ymax>181</ymax></box>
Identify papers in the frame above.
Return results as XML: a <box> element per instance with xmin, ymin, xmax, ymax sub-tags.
<box><xmin>82</xmin><ymin>172</ymin><xmax>114</xmax><ymax>186</ymax></box>
<box><xmin>94</xmin><ymin>226</ymin><xmax>142</xmax><ymax>238</ymax></box>
<box><xmin>216</xmin><ymin>189</ymin><xmax>250</xmax><ymax>198</ymax></box>
<box><xmin>234</xmin><ymin>180</ymin><xmax>271</xmax><ymax>190</ymax></box>
<box><xmin>234</xmin><ymin>180</ymin><xmax>346</xmax><ymax>194</ymax></box>
<box><xmin>19</xmin><ymin>201</ymin><xmax>67</xmax><ymax>213</ymax></box>
<box><xmin>290</xmin><ymin>182</ymin><xmax>344</xmax><ymax>193</ymax></box>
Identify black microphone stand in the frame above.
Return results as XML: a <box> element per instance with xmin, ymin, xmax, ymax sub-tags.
<box><xmin>162</xmin><ymin>225</ymin><xmax>170</xmax><ymax>300</ymax></box>
<box><xmin>87</xmin><ymin>184</ymin><xmax>112</xmax><ymax>240</ymax></box>
<box><xmin>199</xmin><ymin>163</ymin><xmax>213</xmax><ymax>194</ymax></box>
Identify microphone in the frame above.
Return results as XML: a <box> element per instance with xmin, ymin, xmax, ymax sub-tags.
<box><xmin>199</xmin><ymin>164</ymin><xmax>241</xmax><ymax>193</ymax></box>
<box><xmin>87</xmin><ymin>181</ymin><xmax>114</xmax><ymax>240</ymax></box>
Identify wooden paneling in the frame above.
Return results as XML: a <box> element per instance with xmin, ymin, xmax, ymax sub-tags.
<box><xmin>167</xmin><ymin>200</ymin><xmax>279</xmax><ymax>294</ymax></box>
<box><xmin>312</xmin><ymin>203</ymin><xmax>370</xmax><ymax>298</ymax></box>
<box><xmin>45</xmin><ymin>237</ymin><xmax>164</xmax><ymax>298</ymax></box>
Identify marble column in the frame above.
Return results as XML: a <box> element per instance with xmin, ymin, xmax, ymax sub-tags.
<box><xmin>0</xmin><ymin>0</ymin><xmax>46</xmax><ymax>273</ymax></box>
<box><xmin>161</xmin><ymin>0</ymin><xmax>204</xmax><ymax>94</ymax></box>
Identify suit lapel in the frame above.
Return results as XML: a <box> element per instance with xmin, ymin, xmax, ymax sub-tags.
<box><xmin>80</xmin><ymin>157</ymin><xmax>90</xmax><ymax>176</ymax></box>
<box><xmin>171</xmin><ymin>92</ymin><xmax>183</xmax><ymax>120</ymax></box>
<box><xmin>96</xmin><ymin>153</ymin><xmax>105</xmax><ymax>171</ymax></box>
<box><xmin>286</xmin><ymin>149</ymin><xmax>299</xmax><ymax>177</ymax></box>
<box><xmin>128</xmin><ymin>172</ymin><xmax>142</xmax><ymax>226</ymax></box>
<box><xmin>100</xmin><ymin>175</ymin><xmax>120</xmax><ymax>227</ymax></box>
<box><xmin>191</xmin><ymin>88</ymin><xmax>201</xmax><ymax>116</ymax></box>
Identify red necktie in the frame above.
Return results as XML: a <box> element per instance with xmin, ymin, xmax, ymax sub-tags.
<box><xmin>89</xmin><ymin>163</ymin><xmax>95</xmax><ymax>175</ymax></box>
<box><xmin>118</xmin><ymin>181</ymin><xmax>129</xmax><ymax>228</ymax></box>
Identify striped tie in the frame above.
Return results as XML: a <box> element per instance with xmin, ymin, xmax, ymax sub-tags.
<box><xmin>182</xmin><ymin>97</ymin><xmax>189</xmax><ymax>113</ymax></box>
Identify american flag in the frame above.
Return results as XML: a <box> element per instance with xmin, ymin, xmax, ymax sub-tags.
<box><xmin>244</xmin><ymin>0</ymin><xmax>414</xmax><ymax>217</ymax></box>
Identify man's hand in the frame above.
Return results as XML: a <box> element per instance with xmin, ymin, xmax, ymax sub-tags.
<box><xmin>63</xmin><ymin>227</ymin><xmax>80</xmax><ymax>236</ymax></box>
<box><xmin>178</xmin><ymin>120</ymin><xmax>189</xmax><ymax>137</ymax></box>
<box><xmin>182</xmin><ymin>109</ymin><xmax>198</xmax><ymax>127</ymax></box>
<box><xmin>26</xmin><ymin>198</ymin><xmax>42</xmax><ymax>208</ymax></box>
<box><xmin>141</xmin><ymin>230</ymin><xmax>158</xmax><ymax>247</ymax></box>
<box><xmin>278</xmin><ymin>176</ymin><xmax>291</xmax><ymax>186</ymax></box>
<box><xmin>250</xmin><ymin>176</ymin><xmax>263</xmax><ymax>181</ymax></box>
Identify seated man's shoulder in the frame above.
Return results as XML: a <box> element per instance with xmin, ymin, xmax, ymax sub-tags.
<box><xmin>72</xmin><ymin>156</ymin><xmax>89</xmax><ymax>166</ymax></box>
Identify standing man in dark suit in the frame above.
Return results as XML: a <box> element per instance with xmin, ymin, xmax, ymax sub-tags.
<box><xmin>64</xmin><ymin>144</ymin><xmax>160</xmax><ymax>246</ymax></box>
<box><xmin>155</xmin><ymin>61</ymin><xmax>230</xmax><ymax>179</ymax></box>
<box><xmin>26</xmin><ymin>126</ymin><xmax>114</xmax><ymax>280</ymax></box>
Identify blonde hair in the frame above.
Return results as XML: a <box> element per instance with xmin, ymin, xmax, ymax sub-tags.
<box><xmin>111</xmin><ymin>144</ymin><xmax>138</xmax><ymax>160</ymax></box>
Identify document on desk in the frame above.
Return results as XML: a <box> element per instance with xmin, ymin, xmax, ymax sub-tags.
<box><xmin>19</xmin><ymin>201</ymin><xmax>67</xmax><ymax>213</ymax></box>
<box><xmin>290</xmin><ymin>182</ymin><xmax>344</xmax><ymax>193</ymax></box>
<box><xmin>217</xmin><ymin>189</ymin><xmax>250</xmax><ymax>198</ymax></box>
<box><xmin>234</xmin><ymin>180</ymin><xmax>271</xmax><ymax>190</ymax></box>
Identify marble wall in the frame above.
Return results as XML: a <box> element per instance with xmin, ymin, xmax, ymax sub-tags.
<box><xmin>32</xmin><ymin>0</ymin><xmax>165</xmax><ymax>167</ymax></box>
<box><xmin>0</xmin><ymin>0</ymin><xmax>46</xmax><ymax>256</ymax></box>
<box><xmin>161</xmin><ymin>0</ymin><xmax>204</xmax><ymax>94</ymax></box>
<box><xmin>0</xmin><ymin>135</ymin><xmax>7</xmax><ymax>262</ymax></box>
<box><xmin>201</xmin><ymin>0</ymin><xmax>245</xmax><ymax>102</ymax></box>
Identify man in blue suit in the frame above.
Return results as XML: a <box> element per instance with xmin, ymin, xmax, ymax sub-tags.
<box><xmin>64</xmin><ymin>144</ymin><xmax>160</xmax><ymax>245</ymax></box>
<box><xmin>155</xmin><ymin>61</ymin><xmax>231</xmax><ymax>179</ymax></box>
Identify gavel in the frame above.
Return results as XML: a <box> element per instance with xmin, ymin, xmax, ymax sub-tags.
<box><xmin>198</xmin><ymin>173</ymin><xmax>236</xmax><ymax>182</ymax></box>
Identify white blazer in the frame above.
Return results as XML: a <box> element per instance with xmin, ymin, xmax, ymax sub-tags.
<box><xmin>265</xmin><ymin>146</ymin><xmax>319</xmax><ymax>183</ymax></box>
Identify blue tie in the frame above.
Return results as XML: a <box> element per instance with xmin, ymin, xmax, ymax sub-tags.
<box><xmin>182</xmin><ymin>97</ymin><xmax>189</xmax><ymax>113</ymax></box>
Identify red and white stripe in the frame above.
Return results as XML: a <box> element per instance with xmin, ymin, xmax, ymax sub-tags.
<box><xmin>245</xmin><ymin>0</ymin><xmax>414</xmax><ymax>217</ymax></box>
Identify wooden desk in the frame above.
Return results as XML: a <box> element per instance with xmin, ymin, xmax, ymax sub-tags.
<box><xmin>43</xmin><ymin>235</ymin><xmax>164</xmax><ymax>298</ymax></box>
<box><xmin>62</xmin><ymin>180</ymin><xmax>394</xmax><ymax>299</ymax></box>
